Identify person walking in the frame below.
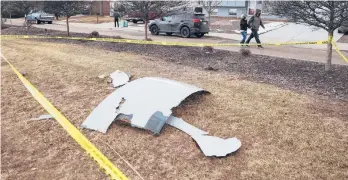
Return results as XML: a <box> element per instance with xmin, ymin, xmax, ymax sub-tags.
<box><xmin>114</xmin><ymin>12</ymin><xmax>120</xmax><ymax>28</ymax></box>
<box><xmin>245</xmin><ymin>9</ymin><xmax>265</xmax><ymax>49</ymax></box>
<box><xmin>239</xmin><ymin>14</ymin><xmax>248</xmax><ymax>46</ymax></box>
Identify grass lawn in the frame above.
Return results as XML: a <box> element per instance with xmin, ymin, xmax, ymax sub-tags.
<box><xmin>1</xmin><ymin>39</ymin><xmax>347</xmax><ymax>180</ymax></box>
<box><xmin>59</xmin><ymin>15</ymin><xmax>115</xmax><ymax>24</ymax></box>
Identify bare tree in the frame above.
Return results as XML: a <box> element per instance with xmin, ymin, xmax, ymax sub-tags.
<box><xmin>112</xmin><ymin>1</ymin><xmax>127</xmax><ymax>17</ymax></box>
<box><xmin>198</xmin><ymin>0</ymin><xmax>222</xmax><ymax>24</ymax></box>
<box><xmin>117</xmin><ymin>1</ymin><xmax>184</xmax><ymax>40</ymax></box>
<box><xmin>43</xmin><ymin>1</ymin><xmax>63</xmax><ymax>20</ymax></box>
<box><xmin>1</xmin><ymin>1</ymin><xmax>35</xmax><ymax>24</ymax></box>
<box><xmin>1</xmin><ymin>1</ymin><xmax>10</xmax><ymax>26</ymax></box>
<box><xmin>270</xmin><ymin>1</ymin><xmax>348</xmax><ymax>71</ymax></box>
<box><xmin>43</xmin><ymin>1</ymin><xmax>87</xmax><ymax>36</ymax></box>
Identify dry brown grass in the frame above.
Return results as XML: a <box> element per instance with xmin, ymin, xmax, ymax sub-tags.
<box><xmin>60</xmin><ymin>15</ymin><xmax>114</xmax><ymax>24</ymax></box>
<box><xmin>1</xmin><ymin>39</ymin><xmax>348</xmax><ymax>180</ymax></box>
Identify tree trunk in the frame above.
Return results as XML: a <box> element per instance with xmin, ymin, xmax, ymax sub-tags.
<box><xmin>55</xmin><ymin>14</ymin><xmax>59</xmax><ymax>20</ymax></box>
<box><xmin>145</xmin><ymin>20</ymin><xmax>148</xmax><ymax>40</ymax></box>
<box><xmin>325</xmin><ymin>31</ymin><xmax>333</xmax><ymax>72</ymax></box>
<box><xmin>208</xmin><ymin>14</ymin><xmax>211</xmax><ymax>26</ymax></box>
<box><xmin>97</xmin><ymin>14</ymin><xmax>99</xmax><ymax>24</ymax></box>
<box><xmin>66</xmin><ymin>16</ymin><xmax>70</xmax><ymax>36</ymax></box>
<box><xmin>10</xmin><ymin>11</ymin><xmax>12</xmax><ymax>25</ymax></box>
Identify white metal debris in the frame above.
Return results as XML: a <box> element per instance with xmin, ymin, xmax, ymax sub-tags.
<box><xmin>167</xmin><ymin>115</ymin><xmax>241</xmax><ymax>157</ymax></box>
<box><xmin>192</xmin><ymin>135</ymin><xmax>241</xmax><ymax>157</ymax></box>
<box><xmin>30</xmin><ymin>114</ymin><xmax>53</xmax><ymax>121</ymax></box>
<box><xmin>81</xmin><ymin>77</ymin><xmax>207</xmax><ymax>134</ymax></box>
<box><xmin>166</xmin><ymin>116</ymin><xmax>208</xmax><ymax>136</ymax></box>
<box><xmin>82</xmin><ymin>76</ymin><xmax>241</xmax><ymax>157</ymax></box>
<box><xmin>110</xmin><ymin>70</ymin><xmax>130</xmax><ymax>88</ymax></box>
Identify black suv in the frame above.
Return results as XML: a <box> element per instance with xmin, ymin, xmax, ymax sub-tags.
<box><xmin>148</xmin><ymin>13</ymin><xmax>209</xmax><ymax>38</ymax></box>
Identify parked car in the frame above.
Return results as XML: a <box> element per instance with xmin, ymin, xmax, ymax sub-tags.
<box><xmin>123</xmin><ymin>15</ymin><xmax>143</xmax><ymax>24</ymax></box>
<box><xmin>148</xmin><ymin>13</ymin><xmax>209</xmax><ymax>38</ymax></box>
<box><xmin>26</xmin><ymin>10</ymin><xmax>54</xmax><ymax>24</ymax></box>
<box><xmin>124</xmin><ymin>11</ymin><xmax>163</xmax><ymax>24</ymax></box>
<box><xmin>338</xmin><ymin>21</ymin><xmax>348</xmax><ymax>34</ymax></box>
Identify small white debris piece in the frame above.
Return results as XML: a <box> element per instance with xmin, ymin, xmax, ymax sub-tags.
<box><xmin>98</xmin><ymin>74</ymin><xmax>107</xmax><ymax>79</ymax></box>
<box><xmin>166</xmin><ymin>116</ymin><xmax>208</xmax><ymax>136</ymax></box>
<box><xmin>110</xmin><ymin>70</ymin><xmax>130</xmax><ymax>88</ymax></box>
<box><xmin>192</xmin><ymin>135</ymin><xmax>241</xmax><ymax>157</ymax></box>
<box><xmin>20</xmin><ymin>71</ymin><xmax>27</xmax><ymax>76</ymax></box>
<box><xmin>30</xmin><ymin>114</ymin><xmax>53</xmax><ymax>121</ymax></box>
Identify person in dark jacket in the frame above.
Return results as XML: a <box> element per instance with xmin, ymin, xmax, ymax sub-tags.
<box><xmin>240</xmin><ymin>14</ymin><xmax>248</xmax><ymax>45</ymax></box>
<box><xmin>114</xmin><ymin>12</ymin><xmax>120</xmax><ymax>27</ymax></box>
<box><xmin>245</xmin><ymin>9</ymin><xmax>265</xmax><ymax>49</ymax></box>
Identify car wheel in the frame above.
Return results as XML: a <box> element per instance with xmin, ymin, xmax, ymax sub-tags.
<box><xmin>180</xmin><ymin>26</ymin><xmax>191</xmax><ymax>38</ymax></box>
<box><xmin>133</xmin><ymin>20</ymin><xmax>138</xmax><ymax>24</ymax></box>
<box><xmin>195</xmin><ymin>33</ymin><xmax>205</xmax><ymax>38</ymax></box>
<box><xmin>150</xmin><ymin>25</ymin><xmax>159</xmax><ymax>35</ymax></box>
<box><xmin>48</xmin><ymin>21</ymin><xmax>52</xmax><ymax>24</ymax></box>
<box><xmin>166</xmin><ymin>32</ymin><xmax>173</xmax><ymax>36</ymax></box>
<box><xmin>36</xmin><ymin>19</ymin><xmax>41</xmax><ymax>24</ymax></box>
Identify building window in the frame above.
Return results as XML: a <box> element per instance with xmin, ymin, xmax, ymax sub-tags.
<box><xmin>211</xmin><ymin>9</ymin><xmax>218</xmax><ymax>16</ymax></box>
<box><xmin>228</xmin><ymin>9</ymin><xmax>237</xmax><ymax>16</ymax></box>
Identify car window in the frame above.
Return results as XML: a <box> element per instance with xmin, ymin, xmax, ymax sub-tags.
<box><xmin>183</xmin><ymin>14</ymin><xmax>190</xmax><ymax>20</ymax></box>
<box><xmin>194</xmin><ymin>14</ymin><xmax>205</xmax><ymax>21</ymax></box>
<box><xmin>163</xmin><ymin>16</ymin><xmax>173</xmax><ymax>21</ymax></box>
<box><xmin>172</xmin><ymin>15</ymin><xmax>182</xmax><ymax>21</ymax></box>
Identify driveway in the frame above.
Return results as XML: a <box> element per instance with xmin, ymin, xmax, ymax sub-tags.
<box><xmin>4</xmin><ymin>18</ymin><xmax>348</xmax><ymax>66</ymax></box>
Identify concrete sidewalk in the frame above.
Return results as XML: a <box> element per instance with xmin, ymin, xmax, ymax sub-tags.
<box><xmin>208</xmin><ymin>32</ymin><xmax>348</xmax><ymax>51</ymax></box>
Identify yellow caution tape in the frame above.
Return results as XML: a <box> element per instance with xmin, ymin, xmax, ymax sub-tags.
<box><xmin>332</xmin><ymin>41</ymin><xmax>348</xmax><ymax>63</ymax></box>
<box><xmin>328</xmin><ymin>35</ymin><xmax>333</xmax><ymax>42</ymax></box>
<box><xmin>1</xmin><ymin>35</ymin><xmax>328</xmax><ymax>47</ymax></box>
<box><xmin>0</xmin><ymin>54</ymin><xmax>128</xmax><ymax>180</ymax></box>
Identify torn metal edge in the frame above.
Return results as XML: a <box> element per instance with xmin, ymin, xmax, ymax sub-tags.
<box><xmin>167</xmin><ymin>115</ymin><xmax>241</xmax><ymax>157</ymax></box>
<box><xmin>166</xmin><ymin>116</ymin><xmax>208</xmax><ymax>136</ymax></box>
<box><xmin>192</xmin><ymin>135</ymin><xmax>241</xmax><ymax>157</ymax></box>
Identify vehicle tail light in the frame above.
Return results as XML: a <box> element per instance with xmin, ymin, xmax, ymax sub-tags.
<box><xmin>192</xmin><ymin>18</ymin><xmax>201</xmax><ymax>23</ymax></box>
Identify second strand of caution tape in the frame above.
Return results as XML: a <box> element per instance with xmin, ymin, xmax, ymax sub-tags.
<box><xmin>0</xmin><ymin>54</ymin><xmax>128</xmax><ymax>180</ymax></box>
<box><xmin>1</xmin><ymin>35</ymin><xmax>328</xmax><ymax>47</ymax></box>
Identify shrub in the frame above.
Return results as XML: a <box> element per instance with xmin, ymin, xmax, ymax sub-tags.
<box><xmin>240</xmin><ymin>48</ymin><xmax>251</xmax><ymax>57</ymax></box>
<box><xmin>91</xmin><ymin>31</ymin><xmax>99</xmax><ymax>37</ymax></box>
<box><xmin>202</xmin><ymin>46</ymin><xmax>213</xmax><ymax>53</ymax></box>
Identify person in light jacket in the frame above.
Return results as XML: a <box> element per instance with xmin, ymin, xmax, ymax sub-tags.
<box><xmin>245</xmin><ymin>9</ymin><xmax>265</xmax><ymax>49</ymax></box>
<box><xmin>239</xmin><ymin>14</ymin><xmax>248</xmax><ymax>45</ymax></box>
